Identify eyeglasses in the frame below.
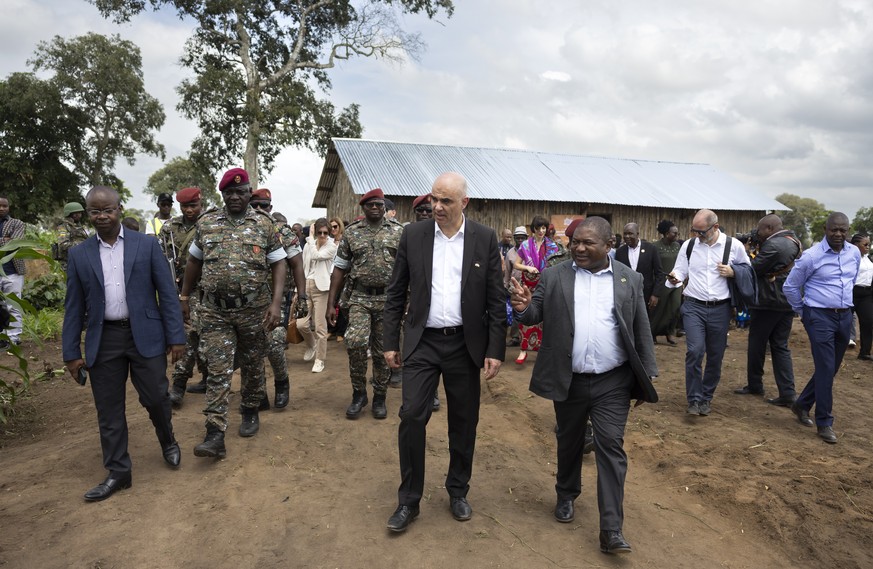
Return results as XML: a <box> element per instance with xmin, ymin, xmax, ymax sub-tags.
<box><xmin>87</xmin><ymin>207</ymin><xmax>120</xmax><ymax>217</ymax></box>
<box><xmin>414</xmin><ymin>206</ymin><xmax>433</xmax><ymax>214</ymax></box>
<box><xmin>330</xmin><ymin>224</ymin><xmax>339</xmax><ymax>229</ymax></box>
<box><xmin>362</xmin><ymin>201</ymin><xmax>385</xmax><ymax>209</ymax></box>
<box><xmin>316</xmin><ymin>230</ymin><xmax>330</xmax><ymax>236</ymax></box>
<box><xmin>691</xmin><ymin>223</ymin><xmax>716</xmax><ymax>236</ymax></box>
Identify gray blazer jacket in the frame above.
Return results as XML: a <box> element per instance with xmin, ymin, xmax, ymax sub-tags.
<box><xmin>516</xmin><ymin>259</ymin><xmax>659</xmax><ymax>403</ymax></box>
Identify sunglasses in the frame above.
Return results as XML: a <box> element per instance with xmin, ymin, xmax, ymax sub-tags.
<box><xmin>414</xmin><ymin>206</ymin><xmax>433</xmax><ymax>213</ymax></box>
<box><xmin>316</xmin><ymin>230</ymin><xmax>330</xmax><ymax>235</ymax></box>
<box><xmin>362</xmin><ymin>201</ymin><xmax>385</xmax><ymax>209</ymax></box>
<box><xmin>330</xmin><ymin>224</ymin><xmax>339</xmax><ymax>229</ymax></box>
<box><xmin>691</xmin><ymin>223</ymin><xmax>716</xmax><ymax>236</ymax></box>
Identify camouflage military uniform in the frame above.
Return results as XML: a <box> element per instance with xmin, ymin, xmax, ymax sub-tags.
<box><xmin>160</xmin><ymin>216</ymin><xmax>206</xmax><ymax>391</ymax></box>
<box><xmin>333</xmin><ymin>217</ymin><xmax>403</xmax><ymax>395</ymax></box>
<box><xmin>55</xmin><ymin>219</ymin><xmax>89</xmax><ymax>270</ymax></box>
<box><xmin>190</xmin><ymin>206</ymin><xmax>285</xmax><ymax>431</ymax></box>
<box><xmin>264</xmin><ymin>221</ymin><xmax>302</xmax><ymax>390</ymax></box>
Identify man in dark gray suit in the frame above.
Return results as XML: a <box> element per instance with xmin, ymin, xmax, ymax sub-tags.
<box><xmin>511</xmin><ymin>216</ymin><xmax>658</xmax><ymax>554</ymax></box>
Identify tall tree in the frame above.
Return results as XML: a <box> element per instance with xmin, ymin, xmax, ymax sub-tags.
<box><xmin>774</xmin><ymin>193</ymin><xmax>831</xmax><ymax>247</ymax></box>
<box><xmin>91</xmin><ymin>0</ymin><xmax>453</xmax><ymax>189</ymax></box>
<box><xmin>0</xmin><ymin>73</ymin><xmax>81</xmax><ymax>224</ymax></box>
<box><xmin>29</xmin><ymin>33</ymin><xmax>166</xmax><ymax>189</ymax></box>
<box><xmin>145</xmin><ymin>156</ymin><xmax>219</xmax><ymax>207</ymax></box>
<box><xmin>852</xmin><ymin>206</ymin><xmax>873</xmax><ymax>235</ymax></box>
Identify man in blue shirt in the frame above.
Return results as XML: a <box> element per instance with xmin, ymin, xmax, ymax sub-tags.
<box><xmin>784</xmin><ymin>212</ymin><xmax>860</xmax><ymax>444</ymax></box>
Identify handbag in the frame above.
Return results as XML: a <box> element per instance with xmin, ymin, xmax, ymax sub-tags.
<box><xmin>286</xmin><ymin>318</ymin><xmax>304</xmax><ymax>344</ymax></box>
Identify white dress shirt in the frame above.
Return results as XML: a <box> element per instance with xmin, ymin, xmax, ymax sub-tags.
<box><xmin>572</xmin><ymin>260</ymin><xmax>627</xmax><ymax>374</ymax></box>
<box><xmin>98</xmin><ymin>226</ymin><xmax>129</xmax><ymax>320</ymax></box>
<box><xmin>426</xmin><ymin>217</ymin><xmax>465</xmax><ymax>328</ymax></box>
<box><xmin>627</xmin><ymin>243</ymin><xmax>640</xmax><ymax>271</ymax></box>
<box><xmin>856</xmin><ymin>255</ymin><xmax>873</xmax><ymax>287</ymax></box>
<box><xmin>666</xmin><ymin>230</ymin><xmax>750</xmax><ymax>301</ymax></box>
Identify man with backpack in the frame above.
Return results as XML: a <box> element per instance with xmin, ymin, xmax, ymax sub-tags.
<box><xmin>666</xmin><ymin>209</ymin><xmax>749</xmax><ymax>416</ymax></box>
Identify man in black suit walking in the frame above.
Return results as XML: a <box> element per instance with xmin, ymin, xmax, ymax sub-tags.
<box><xmin>614</xmin><ymin>222</ymin><xmax>664</xmax><ymax>314</ymax></box>
<box><xmin>511</xmin><ymin>216</ymin><xmax>658</xmax><ymax>554</ymax></box>
<box><xmin>383</xmin><ymin>172</ymin><xmax>506</xmax><ymax>532</ymax></box>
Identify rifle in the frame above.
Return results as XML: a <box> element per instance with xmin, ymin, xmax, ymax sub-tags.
<box><xmin>160</xmin><ymin>230</ymin><xmax>179</xmax><ymax>291</ymax></box>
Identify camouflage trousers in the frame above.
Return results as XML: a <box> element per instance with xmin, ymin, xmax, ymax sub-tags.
<box><xmin>266</xmin><ymin>300</ymin><xmax>289</xmax><ymax>385</ymax></box>
<box><xmin>172</xmin><ymin>295</ymin><xmax>207</xmax><ymax>388</ymax></box>
<box><xmin>345</xmin><ymin>292</ymin><xmax>389</xmax><ymax>395</ymax></box>
<box><xmin>199</xmin><ymin>301</ymin><xmax>269</xmax><ymax>431</ymax></box>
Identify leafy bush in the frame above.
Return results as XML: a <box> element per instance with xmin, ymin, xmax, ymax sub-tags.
<box><xmin>24</xmin><ymin>271</ymin><xmax>66</xmax><ymax>310</ymax></box>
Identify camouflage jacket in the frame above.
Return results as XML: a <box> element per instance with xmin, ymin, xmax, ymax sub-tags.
<box><xmin>191</xmin><ymin>206</ymin><xmax>285</xmax><ymax>300</ymax></box>
<box><xmin>159</xmin><ymin>215</ymin><xmax>198</xmax><ymax>291</ymax></box>
<box><xmin>333</xmin><ymin>217</ymin><xmax>403</xmax><ymax>288</ymax></box>
<box><xmin>55</xmin><ymin>219</ymin><xmax>89</xmax><ymax>262</ymax></box>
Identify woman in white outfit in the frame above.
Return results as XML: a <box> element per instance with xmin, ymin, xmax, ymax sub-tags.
<box><xmin>297</xmin><ymin>218</ymin><xmax>338</xmax><ymax>372</ymax></box>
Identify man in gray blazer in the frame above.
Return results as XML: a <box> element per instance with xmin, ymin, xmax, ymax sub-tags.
<box><xmin>512</xmin><ymin>216</ymin><xmax>658</xmax><ymax>555</ymax></box>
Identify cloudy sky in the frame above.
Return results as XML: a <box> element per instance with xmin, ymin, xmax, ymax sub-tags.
<box><xmin>3</xmin><ymin>0</ymin><xmax>871</xmax><ymax>223</ymax></box>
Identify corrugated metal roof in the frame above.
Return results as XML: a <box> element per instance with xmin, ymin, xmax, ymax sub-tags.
<box><xmin>313</xmin><ymin>139</ymin><xmax>785</xmax><ymax>211</ymax></box>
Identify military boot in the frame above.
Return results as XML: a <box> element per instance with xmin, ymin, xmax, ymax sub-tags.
<box><xmin>186</xmin><ymin>376</ymin><xmax>207</xmax><ymax>394</ymax></box>
<box><xmin>274</xmin><ymin>381</ymin><xmax>290</xmax><ymax>409</ymax></box>
<box><xmin>168</xmin><ymin>384</ymin><xmax>185</xmax><ymax>408</ymax></box>
<box><xmin>239</xmin><ymin>394</ymin><xmax>270</xmax><ymax>414</ymax></box>
<box><xmin>193</xmin><ymin>426</ymin><xmax>226</xmax><ymax>458</ymax></box>
<box><xmin>372</xmin><ymin>394</ymin><xmax>387</xmax><ymax>419</ymax></box>
<box><xmin>346</xmin><ymin>390</ymin><xmax>369</xmax><ymax>419</ymax></box>
<box><xmin>239</xmin><ymin>409</ymin><xmax>260</xmax><ymax>437</ymax></box>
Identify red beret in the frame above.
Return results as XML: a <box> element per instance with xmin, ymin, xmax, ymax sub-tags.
<box><xmin>565</xmin><ymin>218</ymin><xmax>583</xmax><ymax>238</ymax></box>
<box><xmin>358</xmin><ymin>188</ymin><xmax>385</xmax><ymax>205</ymax></box>
<box><xmin>252</xmin><ymin>188</ymin><xmax>272</xmax><ymax>200</ymax></box>
<box><xmin>412</xmin><ymin>194</ymin><xmax>431</xmax><ymax>208</ymax></box>
<box><xmin>219</xmin><ymin>168</ymin><xmax>250</xmax><ymax>191</ymax></box>
<box><xmin>176</xmin><ymin>187</ymin><xmax>201</xmax><ymax>203</ymax></box>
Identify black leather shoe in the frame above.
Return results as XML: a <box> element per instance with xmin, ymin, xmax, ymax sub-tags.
<box><xmin>386</xmin><ymin>505</ymin><xmax>419</xmax><ymax>532</ymax></box>
<box><xmin>239</xmin><ymin>409</ymin><xmax>260</xmax><ymax>437</ymax></box>
<box><xmin>599</xmin><ymin>530</ymin><xmax>632</xmax><ymax>554</ymax></box>
<box><xmin>274</xmin><ymin>381</ymin><xmax>290</xmax><ymax>409</ymax></box>
<box><xmin>554</xmin><ymin>499</ymin><xmax>575</xmax><ymax>523</ymax></box>
<box><xmin>186</xmin><ymin>377</ymin><xmax>207</xmax><ymax>393</ymax></box>
<box><xmin>733</xmin><ymin>386</ymin><xmax>764</xmax><ymax>395</ymax></box>
<box><xmin>791</xmin><ymin>402</ymin><xmax>814</xmax><ymax>427</ymax></box>
<box><xmin>767</xmin><ymin>395</ymin><xmax>796</xmax><ymax>407</ymax></box>
<box><xmin>168</xmin><ymin>385</ymin><xmax>185</xmax><ymax>408</ymax></box>
<box><xmin>84</xmin><ymin>472</ymin><xmax>132</xmax><ymax>502</ymax></box>
<box><xmin>698</xmin><ymin>401</ymin><xmax>711</xmax><ymax>416</ymax></box>
<box><xmin>817</xmin><ymin>425</ymin><xmax>837</xmax><ymax>444</ymax></box>
<box><xmin>346</xmin><ymin>390</ymin><xmax>368</xmax><ymax>419</ymax></box>
<box><xmin>450</xmin><ymin>496</ymin><xmax>472</xmax><ymax>521</ymax></box>
<box><xmin>388</xmin><ymin>369</ymin><xmax>402</xmax><ymax>388</ymax></box>
<box><xmin>194</xmin><ymin>427</ymin><xmax>226</xmax><ymax>458</ymax></box>
<box><xmin>686</xmin><ymin>402</ymin><xmax>700</xmax><ymax>416</ymax></box>
<box><xmin>858</xmin><ymin>355</ymin><xmax>873</xmax><ymax>361</ymax></box>
<box><xmin>372</xmin><ymin>394</ymin><xmax>387</xmax><ymax>419</ymax></box>
<box><xmin>162</xmin><ymin>441</ymin><xmax>181</xmax><ymax>467</ymax></box>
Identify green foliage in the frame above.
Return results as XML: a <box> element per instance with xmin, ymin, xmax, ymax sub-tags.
<box><xmin>21</xmin><ymin>308</ymin><xmax>64</xmax><ymax>343</ymax></box>
<box><xmin>852</xmin><ymin>206</ymin><xmax>873</xmax><ymax>235</ymax></box>
<box><xmin>0</xmin><ymin>73</ymin><xmax>82</xmax><ymax>225</ymax></box>
<box><xmin>89</xmin><ymin>0</ymin><xmax>452</xmax><ymax>187</ymax></box>
<box><xmin>145</xmin><ymin>156</ymin><xmax>219</xmax><ymax>208</ymax></box>
<box><xmin>24</xmin><ymin>271</ymin><xmax>66</xmax><ymax>310</ymax></box>
<box><xmin>29</xmin><ymin>32</ymin><xmax>166</xmax><ymax>193</ymax></box>
<box><xmin>774</xmin><ymin>193</ymin><xmax>831</xmax><ymax>247</ymax></box>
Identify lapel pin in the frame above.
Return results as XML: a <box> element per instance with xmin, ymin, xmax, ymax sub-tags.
<box><xmin>621</xmin><ymin>277</ymin><xmax>627</xmax><ymax>283</ymax></box>
<box><xmin>474</xmin><ymin>262</ymin><xmax>480</xmax><ymax>268</ymax></box>
<box><xmin>641</xmin><ymin>249</ymin><xmax>645</xmax><ymax>253</ymax></box>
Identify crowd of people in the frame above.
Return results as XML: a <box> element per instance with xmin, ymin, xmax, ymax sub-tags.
<box><xmin>0</xmin><ymin>172</ymin><xmax>865</xmax><ymax>556</ymax></box>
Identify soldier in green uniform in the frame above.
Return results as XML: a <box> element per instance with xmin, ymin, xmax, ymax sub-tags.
<box><xmin>179</xmin><ymin>168</ymin><xmax>288</xmax><ymax>459</ymax></box>
<box><xmin>161</xmin><ymin>187</ymin><xmax>207</xmax><ymax>407</ymax></box>
<box><xmin>249</xmin><ymin>189</ymin><xmax>308</xmax><ymax>409</ymax></box>
<box><xmin>54</xmin><ymin>202</ymin><xmax>89</xmax><ymax>270</ymax></box>
<box><xmin>327</xmin><ymin>188</ymin><xmax>403</xmax><ymax>420</ymax></box>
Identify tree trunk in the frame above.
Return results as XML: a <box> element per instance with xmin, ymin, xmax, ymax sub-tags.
<box><xmin>244</xmin><ymin>119</ymin><xmax>260</xmax><ymax>191</ymax></box>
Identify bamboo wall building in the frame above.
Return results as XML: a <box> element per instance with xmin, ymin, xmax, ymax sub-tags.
<box><xmin>312</xmin><ymin>139</ymin><xmax>785</xmax><ymax>241</ymax></box>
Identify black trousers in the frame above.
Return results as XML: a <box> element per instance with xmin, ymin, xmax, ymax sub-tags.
<box><xmin>854</xmin><ymin>285</ymin><xmax>873</xmax><ymax>357</ymax></box>
<box><xmin>554</xmin><ymin>364</ymin><xmax>634</xmax><ymax>531</ymax></box>
<box><xmin>746</xmin><ymin>309</ymin><xmax>796</xmax><ymax>396</ymax></box>
<box><xmin>89</xmin><ymin>323</ymin><xmax>174</xmax><ymax>474</ymax></box>
<box><xmin>397</xmin><ymin>328</ymin><xmax>480</xmax><ymax>506</ymax></box>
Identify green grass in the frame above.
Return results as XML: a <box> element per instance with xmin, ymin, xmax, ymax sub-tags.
<box><xmin>21</xmin><ymin>308</ymin><xmax>63</xmax><ymax>343</ymax></box>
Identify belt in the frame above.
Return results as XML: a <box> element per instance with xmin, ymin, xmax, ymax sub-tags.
<box><xmin>686</xmin><ymin>297</ymin><xmax>731</xmax><ymax>307</ymax></box>
<box><xmin>104</xmin><ymin>319</ymin><xmax>130</xmax><ymax>328</ymax></box>
<box><xmin>426</xmin><ymin>326</ymin><xmax>464</xmax><ymax>336</ymax></box>
<box><xmin>354</xmin><ymin>283</ymin><xmax>386</xmax><ymax>295</ymax></box>
<box><xmin>203</xmin><ymin>290</ymin><xmax>262</xmax><ymax>310</ymax></box>
<box><xmin>809</xmin><ymin>306</ymin><xmax>851</xmax><ymax>314</ymax></box>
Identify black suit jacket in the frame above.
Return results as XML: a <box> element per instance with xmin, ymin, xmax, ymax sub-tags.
<box><xmin>384</xmin><ymin>218</ymin><xmax>506</xmax><ymax>367</ymax></box>
<box><xmin>614</xmin><ymin>240</ymin><xmax>664</xmax><ymax>300</ymax></box>
<box><xmin>516</xmin><ymin>260</ymin><xmax>658</xmax><ymax>403</ymax></box>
